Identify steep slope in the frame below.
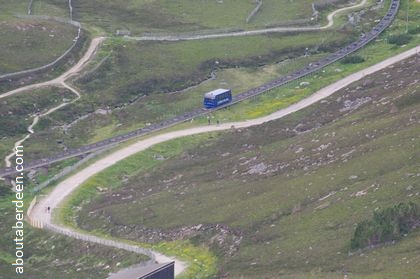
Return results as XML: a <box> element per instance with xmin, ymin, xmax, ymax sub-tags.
<box><xmin>72</xmin><ymin>54</ymin><xmax>420</xmax><ymax>277</ymax></box>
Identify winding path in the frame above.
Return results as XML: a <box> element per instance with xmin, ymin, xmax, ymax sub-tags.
<box><xmin>4</xmin><ymin>0</ymin><xmax>365</xmax><ymax>81</ymax></box>
<box><xmin>4</xmin><ymin>83</ymin><xmax>81</xmax><ymax>167</ymax></box>
<box><xmin>0</xmin><ymin>0</ymin><xmax>400</xmax><ymax>177</ymax></box>
<box><xmin>2</xmin><ymin>37</ymin><xmax>105</xmax><ymax>167</ymax></box>
<box><xmin>126</xmin><ymin>0</ymin><xmax>368</xmax><ymax>41</ymax></box>
<box><xmin>0</xmin><ymin>0</ymin><xmax>376</xmax><ymax>168</ymax></box>
<box><xmin>0</xmin><ymin>0</ymin><xmax>369</xmax><ymax>100</ymax></box>
<box><xmin>0</xmin><ymin>0</ymin><xmax>404</xmax><ymax>276</ymax></box>
<box><xmin>28</xmin><ymin>45</ymin><xmax>420</xmax><ymax>278</ymax></box>
<box><xmin>2</xmin><ymin>0</ymin><xmax>81</xmax><ymax>82</ymax></box>
<box><xmin>0</xmin><ymin>37</ymin><xmax>105</xmax><ymax>100</ymax></box>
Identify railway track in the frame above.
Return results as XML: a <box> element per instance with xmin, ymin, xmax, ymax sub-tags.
<box><xmin>0</xmin><ymin>0</ymin><xmax>400</xmax><ymax>177</ymax></box>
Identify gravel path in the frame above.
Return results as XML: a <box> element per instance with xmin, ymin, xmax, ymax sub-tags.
<box><xmin>4</xmin><ymin>83</ymin><xmax>81</xmax><ymax>167</ymax></box>
<box><xmin>28</xmin><ymin>45</ymin><xmax>420</xmax><ymax>277</ymax></box>
<box><xmin>0</xmin><ymin>37</ymin><xmax>105</xmax><ymax>100</ymax></box>
<box><xmin>2</xmin><ymin>38</ymin><xmax>105</xmax><ymax>167</ymax></box>
<box><xmin>0</xmin><ymin>0</ymin><xmax>370</xmax><ymax>167</ymax></box>
<box><xmin>4</xmin><ymin>0</ymin><xmax>402</xmax><ymax>276</ymax></box>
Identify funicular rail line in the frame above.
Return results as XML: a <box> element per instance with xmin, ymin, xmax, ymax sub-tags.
<box><xmin>0</xmin><ymin>0</ymin><xmax>400</xmax><ymax>177</ymax></box>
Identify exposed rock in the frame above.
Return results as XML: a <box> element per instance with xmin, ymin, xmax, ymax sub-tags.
<box><xmin>247</xmin><ymin>162</ymin><xmax>267</xmax><ymax>174</ymax></box>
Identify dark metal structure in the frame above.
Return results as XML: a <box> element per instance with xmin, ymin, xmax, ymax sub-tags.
<box><xmin>0</xmin><ymin>0</ymin><xmax>400</xmax><ymax>177</ymax></box>
<box><xmin>138</xmin><ymin>262</ymin><xmax>174</xmax><ymax>279</ymax></box>
<box><xmin>108</xmin><ymin>262</ymin><xmax>174</xmax><ymax>279</ymax></box>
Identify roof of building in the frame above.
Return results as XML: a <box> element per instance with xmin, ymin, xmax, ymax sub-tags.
<box><xmin>107</xmin><ymin>262</ymin><xmax>174</xmax><ymax>279</ymax></box>
<box><xmin>204</xmin><ymin>88</ymin><xmax>230</xmax><ymax>99</ymax></box>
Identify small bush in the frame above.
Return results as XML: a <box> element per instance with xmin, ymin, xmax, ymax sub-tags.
<box><xmin>350</xmin><ymin>202</ymin><xmax>420</xmax><ymax>250</ymax></box>
<box><xmin>408</xmin><ymin>26</ymin><xmax>420</xmax><ymax>35</ymax></box>
<box><xmin>388</xmin><ymin>34</ymin><xmax>412</xmax><ymax>46</ymax></box>
<box><xmin>0</xmin><ymin>185</ymin><xmax>12</xmax><ymax>197</ymax></box>
<box><xmin>341</xmin><ymin>55</ymin><xmax>365</xmax><ymax>64</ymax></box>
<box><xmin>395</xmin><ymin>91</ymin><xmax>420</xmax><ymax>109</ymax></box>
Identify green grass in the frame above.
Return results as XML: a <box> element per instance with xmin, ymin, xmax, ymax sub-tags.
<box><xmin>0</xmin><ymin>182</ymin><xmax>149</xmax><ymax>279</ymax></box>
<box><xmin>250</xmin><ymin>0</ymin><xmax>314</xmax><ymax>26</ymax></box>
<box><xmin>7</xmin><ymin>0</ymin><xmax>418</xmax><ymax>168</ymax></box>
<box><xmin>58</xmin><ymin>132</ymin><xmax>213</xmax><ymax>227</ymax></box>
<box><xmin>0</xmin><ymin>0</ymin><xmax>28</xmax><ymax>16</ymax></box>
<box><xmin>76</xmin><ymin>31</ymin><xmax>351</xmax><ymax>106</ymax></box>
<box><xmin>0</xmin><ymin>86</ymin><xmax>77</xmax><ymax>168</ymax></box>
<box><xmin>53</xmin><ymin>131</ymin><xmax>219</xmax><ymax>277</ymax></box>
<box><xmin>67</xmin><ymin>0</ymin><xmax>354</xmax><ymax>35</ymax></box>
<box><xmin>188</xmin><ymin>0</ymin><xmax>420</xmax><ymax>124</ymax></box>
<box><xmin>12</xmin><ymin>0</ymin><xmax>398</xmax><ymax>164</ymax></box>
<box><xmin>29</xmin><ymin>157</ymin><xmax>81</xmax><ymax>189</ymax></box>
<box><xmin>70</xmin><ymin>21</ymin><xmax>420</xmax><ymax>145</ymax></box>
<box><xmin>31</xmin><ymin>0</ymin><xmax>70</xmax><ymax>18</ymax></box>
<box><xmin>0</xmin><ymin>23</ymin><xmax>89</xmax><ymax>96</ymax></box>
<box><xmin>22</xmin><ymin>0</ymin><xmax>365</xmax><ymax>36</ymax></box>
<box><xmin>0</xmin><ymin>86</ymin><xmax>76</xmax><ymax>136</ymax></box>
<box><xmin>9</xmin><ymin>1</ymin><xmax>418</xmax><ymax>278</ymax></box>
<box><xmin>154</xmin><ymin>241</ymin><xmax>217</xmax><ymax>279</ymax></box>
<box><xmin>0</xmin><ymin>17</ymin><xmax>78</xmax><ymax>74</ymax></box>
<box><xmin>16</xmin><ymin>29</ymin><xmax>350</xmax><ymax>160</ymax></box>
<box><xmin>28</xmin><ymin>0</ymin><xmax>399</xmax><ymax>145</ymax></box>
<box><xmin>60</xmin><ymin>54</ymin><xmax>420</xmax><ymax>278</ymax></box>
<box><xmin>157</xmin><ymin>0</ymin><xmax>315</xmax><ymax>30</ymax></box>
<box><xmin>19</xmin><ymin>0</ymin><xmax>419</xmax><ymax>166</ymax></box>
<box><xmin>81</xmin><ymin>54</ymin><xmax>326</xmax><ymax>143</ymax></box>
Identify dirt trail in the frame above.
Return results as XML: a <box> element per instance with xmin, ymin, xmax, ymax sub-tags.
<box><xmin>3</xmin><ymin>0</ymin><xmax>387</xmax><ymax>275</ymax></box>
<box><xmin>2</xmin><ymin>38</ymin><xmax>104</xmax><ymax>167</ymax></box>
<box><xmin>0</xmin><ymin>37</ymin><xmax>105</xmax><ymax>100</ymax></box>
<box><xmin>29</xmin><ymin>45</ymin><xmax>420</xmax><ymax>277</ymax></box>
<box><xmin>127</xmin><ymin>0</ymin><xmax>367</xmax><ymax>41</ymax></box>
<box><xmin>0</xmin><ymin>0</ymin><xmax>369</xmax><ymax>165</ymax></box>
<box><xmin>4</xmin><ymin>84</ymin><xmax>80</xmax><ymax>167</ymax></box>
<box><xmin>10</xmin><ymin>36</ymin><xmax>188</xmax><ymax>273</ymax></box>
<box><xmin>321</xmin><ymin>0</ymin><xmax>367</xmax><ymax>29</ymax></box>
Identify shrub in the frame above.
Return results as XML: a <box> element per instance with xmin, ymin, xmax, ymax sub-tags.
<box><xmin>350</xmin><ymin>202</ymin><xmax>420</xmax><ymax>250</ymax></box>
<box><xmin>408</xmin><ymin>26</ymin><xmax>420</xmax><ymax>35</ymax></box>
<box><xmin>341</xmin><ymin>55</ymin><xmax>365</xmax><ymax>64</ymax></box>
<box><xmin>388</xmin><ymin>34</ymin><xmax>412</xmax><ymax>46</ymax></box>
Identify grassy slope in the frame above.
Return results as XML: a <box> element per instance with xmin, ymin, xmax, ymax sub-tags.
<box><xmin>17</xmin><ymin>0</ymin><xmax>420</xmax><ymax>167</ymax></box>
<box><xmin>0</xmin><ymin>1</ymin><xmax>28</xmax><ymax>16</ymax></box>
<box><xmin>0</xmin><ymin>87</ymin><xmax>77</xmax><ymax>168</ymax></box>
<box><xmin>18</xmin><ymin>30</ymin><xmax>350</xmax><ymax>161</ymax></box>
<box><xmin>68</xmin><ymin>0</ymin><xmax>340</xmax><ymax>35</ymax></box>
<box><xmin>251</xmin><ymin>0</ymin><xmax>319</xmax><ymax>26</ymax></box>
<box><xmin>31</xmin><ymin>0</ymin><xmax>362</xmax><ymax>36</ymax></box>
<box><xmin>65</xmin><ymin>54</ymin><xmax>419</xmax><ymax>278</ymax></box>
<box><xmin>5</xmin><ymin>1</ymin><xmax>418</xmax><ymax>165</ymax></box>
<box><xmin>0</xmin><ymin>18</ymin><xmax>77</xmax><ymax>74</ymax></box>
<box><xmin>31</xmin><ymin>0</ymin><xmax>70</xmax><ymax>18</ymax></box>
<box><xmin>76</xmin><ymin>31</ymin><xmax>349</xmax><ymax>105</ymax></box>
<box><xmin>158</xmin><ymin>0</ymin><xmax>314</xmax><ymax>30</ymax></box>
<box><xmin>9</xmin><ymin>0</ymin><xmax>395</xmax><ymax>164</ymax></box>
<box><xmin>0</xmin><ymin>183</ymin><xmax>148</xmax><ymax>279</ymax></box>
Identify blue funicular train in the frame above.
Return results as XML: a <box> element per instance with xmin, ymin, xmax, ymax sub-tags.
<box><xmin>203</xmin><ymin>88</ymin><xmax>232</xmax><ymax>109</ymax></box>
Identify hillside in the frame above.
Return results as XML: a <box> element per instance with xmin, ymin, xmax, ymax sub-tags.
<box><xmin>70</xmin><ymin>54</ymin><xmax>420</xmax><ymax>278</ymax></box>
<box><xmin>0</xmin><ymin>182</ymin><xmax>149</xmax><ymax>279</ymax></box>
<box><xmin>1</xmin><ymin>0</ymin><xmax>419</xmax><ymax>278</ymax></box>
